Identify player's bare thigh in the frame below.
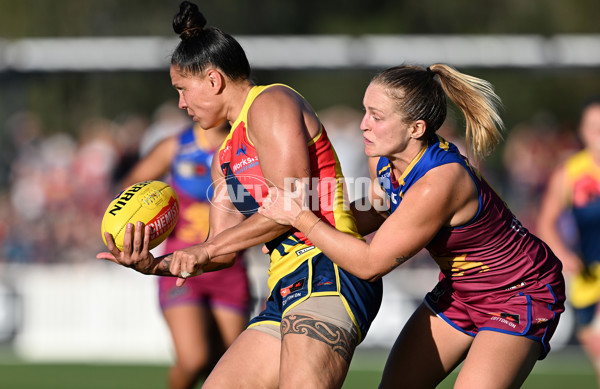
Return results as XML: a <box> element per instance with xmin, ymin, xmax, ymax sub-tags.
<box><xmin>380</xmin><ymin>303</ymin><xmax>473</xmax><ymax>389</ymax></box>
<box><xmin>163</xmin><ymin>305</ymin><xmax>211</xmax><ymax>367</ymax></box>
<box><xmin>279</xmin><ymin>296</ymin><xmax>359</xmax><ymax>389</ymax></box>
<box><xmin>202</xmin><ymin>328</ymin><xmax>281</xmax><ymax>389</ymax></box>
<box><xmin>455</xmin><ymin>330</ymin><xmax>542</xmax><ymax>389</ymax></box>
<box><xmin>211</xmin><ymin>305</ymin><xmax>248</xmax><ymax>348</ymax></box>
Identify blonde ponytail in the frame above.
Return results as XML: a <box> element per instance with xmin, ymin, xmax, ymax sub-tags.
<box><xmin>429</xmin><ymin>64</ymin><xmax>504</xmax><ymax>161</ymax></box>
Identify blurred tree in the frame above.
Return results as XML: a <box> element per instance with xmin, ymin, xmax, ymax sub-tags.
<box><xmin>0</xmin><ymin>0</ymin><xmax>599</xmax><ymax>37</ymax></box>
<box><xmin>0</xmin><ymin>0</ymin><xmax>598</xmax><ymax>158</ymax></box>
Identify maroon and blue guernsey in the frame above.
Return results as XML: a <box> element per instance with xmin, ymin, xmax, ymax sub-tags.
<box><xmin>377</xmin><ymin>134</ymin><xmax>565</xmax><ymax>357</ymax></box>
<box><xmin>376</xmin><ymin>134</ymin><xmax>562</xmax><ymax>294</ymax></box>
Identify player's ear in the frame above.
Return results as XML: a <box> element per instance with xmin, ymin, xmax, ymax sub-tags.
<box><xmin>206</xmin><ymin>69</ymin><xmax>224</xmax><ymax>93</ymax></box>
<box><xmin>410</xmin><ymin>120</ymin><xmax>427</xmax><ymax>139</ymax></box>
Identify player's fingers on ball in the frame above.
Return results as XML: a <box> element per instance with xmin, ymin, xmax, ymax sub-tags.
<box><xmin>132</xmin><ymin>221</ymin><xmax>145</xmax><ymax>254</ymax></box>
<box><xmin>122</xmin><ymin>223</ymin><xmax>134</xmax><ymax>254</ymax></box>
<box><xmin>176</xmin><ymin>277</ymin><xmax>186</xmax><ymax>287</ymax></box>
<box><xmin>104</xmin><ymin>233</ymin><xmax>122</xmax><ymax>259</ymax></box>
<box><xmin>143</xmin><ymin>225</ymin><xmax>152</xmax><ymax>254</ymax></box>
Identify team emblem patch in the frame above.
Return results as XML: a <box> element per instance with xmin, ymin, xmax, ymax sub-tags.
<box><xmin>281</xmin><ymin>278</ymin><xmax>306</xmax><ymax>298</ymax></box>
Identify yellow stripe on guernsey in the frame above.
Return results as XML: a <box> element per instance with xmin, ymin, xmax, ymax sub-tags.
<box><xmin>231</xmin><ymin>84</ymin><xmax>287</xmax><ymax>147</ymax></box>
<box><xmin>377</xmin><ymin>143</ymin><xmax>429</xmax><ymax>201</ymax></box>
<box><xmin>397</xmin><ymin>143</ymin><xmax>428</xmax><ymax>187</ymax></box>
<box><xmin>430</xmin><ymin>253</ymin><xmax>490</xmax><ymax>277</ymax></box>
<box><xmin>217</xmin><ymin>84</ymin><xmax>280</xmax><ymax>155</ymax></box>
<box><xmin>566</xmin><ymin>150</ymin><xmax>600</xmax><ymax>186</ymax></box>
<box><xmin>266</xmin><ymin>140</ymin><xmax>362</xmax><ymax>292</ymax></box>
<box><xmin>223</xmin><ymin>84</ymin><xmax>364</xmax><ymax>337</ymax></box>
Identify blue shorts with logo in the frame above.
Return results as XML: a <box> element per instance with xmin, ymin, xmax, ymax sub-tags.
<box><xmin>248</xmin><ymin>251</ymin><xmax>383</xmax><ymax>343</ymax></box>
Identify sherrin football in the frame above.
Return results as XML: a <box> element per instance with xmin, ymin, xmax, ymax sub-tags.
<box><xmin>101</xmin><ymin>180</ymin><xmax>180</xmax><ymax>251</ymax></box>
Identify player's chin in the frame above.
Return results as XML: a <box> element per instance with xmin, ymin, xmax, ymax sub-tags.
<box><xmin>363</xmin><ymin>146</ymin><xmax>377</xmax><ymax>158</ymax></box>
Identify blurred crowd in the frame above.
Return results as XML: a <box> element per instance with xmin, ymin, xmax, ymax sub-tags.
<box><xmin>0</xmin><ymin>102</ymin><xmax>583</xmax><ymax>265</ymax></box>
<box><xmin>0</xmin><ymin>101</ymin><xmax>190</xmax><ymax>264</ymax></box>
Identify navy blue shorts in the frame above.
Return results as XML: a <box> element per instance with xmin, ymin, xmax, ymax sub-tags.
<box><xmin>248</xmin><ymin>251</ymin><xmax>382</xmax><ymax>343</ymax></box>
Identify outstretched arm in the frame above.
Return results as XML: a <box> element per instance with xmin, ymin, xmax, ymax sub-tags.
<box><xmin>98</xmin><ymin>86</ymin><xmax>317</xmax><ymax>282</ymax></box>
<box><xmin>260</xmin><ymin>162</ymin><xmax>478</xmax><ymax>281</ymax></box>
<box><xmin>170</xmin><ymin>87</ymin><xmax>315</xmax><ymax>271</ymax></box>
<box><xmin>120</xmin><ymin>136</ymin><xmax>177</xmax><ymax>187</ymax></box>
<box><xmin>537</xmin><ymin>165</ymin><xmax>582</xmax><ymax>275</ymax></box>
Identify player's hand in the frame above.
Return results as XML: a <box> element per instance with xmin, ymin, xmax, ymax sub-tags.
<box><xmin>96</xmin><ymin>221</ymin><xmax>156</xmax><ymax>275</ymax></box>
<box><xmin>258</xmin><ymin>180</ymin><xmax>306</xmax><ymax>226</ymax></box>
<box><xmin>169</xmin><ymin>245</ymin><xmax>210</xmax><ymax>286</ymax></box>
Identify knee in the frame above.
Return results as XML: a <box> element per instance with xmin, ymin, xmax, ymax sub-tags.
<box><xmin>175</xmin><ymin>353</ymin><xmax>212</xmax><ymax>376</ymax></box>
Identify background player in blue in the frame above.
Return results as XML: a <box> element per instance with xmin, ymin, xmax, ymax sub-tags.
<box><xmin>121</xmin><ymin>121</ymin><xmax>250</xmax><ymax>389</ymax></box>
<box><xmin>538</xmin><ymin>96</ymin><xmax>600</xmax><ymax>386</ymax></box>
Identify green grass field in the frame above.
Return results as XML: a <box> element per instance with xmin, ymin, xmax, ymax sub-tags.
<box><xmin>0</xmin><ymin>346</ymin><xmax>595</xmax><ymax>388</ymax></box>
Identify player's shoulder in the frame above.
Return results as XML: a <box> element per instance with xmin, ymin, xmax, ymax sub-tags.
<box><xmin>252</xmin><ymin>84</ymin><xmax>302</xmax><ymax>111</ymax></box>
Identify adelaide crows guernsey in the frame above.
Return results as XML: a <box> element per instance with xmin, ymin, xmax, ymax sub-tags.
<box><xmin>564</xmin><ymin>150</ymin><xmax>600</xmax><ymax>264</ymax></box>
<box><xmin>376</xmin><ymin>134</ymin><xmax>562</xmax><ymax>295</ymax></box>
<box><xmin>218</xmin><ymin>84</ymin><xmax>362</xmax><ymax>288</ymax></box>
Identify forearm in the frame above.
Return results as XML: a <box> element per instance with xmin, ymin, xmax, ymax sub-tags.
<box><xmin>147</xmin><ymin>215</ymin><xmax>288</xmax><ymax>276</ymax></box>
<box><xmin>204</xmin><ymin>213</ymin><xmax>290</xmax><ymax>259</ymax></box>
<box><xmin>150</xmin><ymin>251</ymin><xmax>236</xmax><ymax>275</ymax></box>
<box><xmin>293</xmin><ymin>211</ymin><xmax>385</xmax><ymax>281</ymax></box>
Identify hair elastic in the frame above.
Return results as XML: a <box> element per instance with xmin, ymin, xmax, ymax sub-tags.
<box><xmin>181</xmin><ymin>26</ymin><xmax>203</xmax><ymax>36</ymax></box>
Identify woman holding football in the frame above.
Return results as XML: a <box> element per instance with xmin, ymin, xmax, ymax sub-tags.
<box><xmin>120</xmin><ymin>120</ymin><xmax>250</xmax><ymax>389</ymax></box>
<box><xmin>97</xmin><ymin>1</ymin><xmax>382</xmax><ymax>388</ymax></box>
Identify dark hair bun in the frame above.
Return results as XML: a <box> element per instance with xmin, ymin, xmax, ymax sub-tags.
<box><xmin>173</xmin><ymin>1</ymin><xmax>207</xmax><ymax>39</ymax></box>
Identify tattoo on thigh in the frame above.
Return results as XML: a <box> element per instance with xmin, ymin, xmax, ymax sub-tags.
<box><xmin>281</xmin><ymin>314</ymin><xmax>358</xmax><ymax>363</ymax></box>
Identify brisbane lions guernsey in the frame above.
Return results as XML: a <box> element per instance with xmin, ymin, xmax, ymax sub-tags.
<box><xmin>218</xmin><ymin>84</ymin><xmax>361</xmax><ymax>279</ymax></box>
<box><xmin>376</xmin><ymin>134</ymin><xmax>562</xmax><ymax>295</ymax></box>
<box><xmin>165</xmin><ymin>126</ymin><xmax>214</xmax><ymax>251</ymax></box>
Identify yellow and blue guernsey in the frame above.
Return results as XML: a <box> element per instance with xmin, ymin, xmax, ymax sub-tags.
<box><xmin>564</xmin><ymin>150</ymin><xmax>600</xmax><ymax>310</ymax></box>
<box><xmin>217</xmin><ymin>84</ymin><xmax>382</xmax><ymax>341</ymax></box>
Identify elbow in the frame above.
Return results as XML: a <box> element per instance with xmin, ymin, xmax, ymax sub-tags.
<box><xmin>346</xmin><ymin>256</ymin><xmax>391</xmax><ymax>282</ymax></box>
<box><xmin>354</xmin><ymin>268</ymin><xmax>386</xmax><ymax>283</ymax></box>
<box><xmin>365</xmin><ymin>274</ymin><xmax>384</xmax><ymax>283</ymax></box>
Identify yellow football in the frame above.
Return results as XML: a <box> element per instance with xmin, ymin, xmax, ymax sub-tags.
<box><xmin>101</xmin><ymin>180</ymin><xmax>180</xmax><ymax>251</ymax></box>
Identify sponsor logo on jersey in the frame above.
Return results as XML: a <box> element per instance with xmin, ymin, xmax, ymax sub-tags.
<box><xmin>236</xmin><ymin>144</ymin><xmax>247</xmax><ymax>156</ymax></box>
<box><xmin>280</xmin><ymin>278</ymin><xmax>306</xmax><ymax>298</ymax></box>
<box><xmin>489</xmin><ymin>311</ymin><xmax>520</xmax><ymax>328</ymax></box>
<box><xmin>295</xmin><ymin>245</ymin><xmax>315</xmax><ymax>256</ymax></box>
<box><xmin>231</xmin><ymin>156</ymin><xmax>260</xmax><ymax>174</ymax></box>
<box><xmin>315</xmin><ymin>275</ymin><xmax>334</xmax><ymax>287</ymax></box>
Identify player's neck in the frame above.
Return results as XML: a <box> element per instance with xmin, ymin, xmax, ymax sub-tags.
<box><xmin>194</xmin><ymin>125</ymin><xmax>227</xmax><ymax>150</ymax></box>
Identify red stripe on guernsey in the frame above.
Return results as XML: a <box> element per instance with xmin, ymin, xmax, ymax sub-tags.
<box><xmin>219</xmin><ymin>121</ymin><xmax>340</xmax><ymax>245</ymax></box>
<box><xmin>307</xmin><ymin>128</ymin><xmax>338</xmax><ymax>229</ymax></box>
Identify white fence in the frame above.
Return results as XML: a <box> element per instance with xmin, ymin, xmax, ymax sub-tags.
<box><xmin>1</xmin><ymin>34</ymin><xmax>599</xmax><ymax>72</ymax></box>
<box><xmin>0</xmin><ymin>247</ymin><xmax>575</xmax><ymax>363</ymax></box>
